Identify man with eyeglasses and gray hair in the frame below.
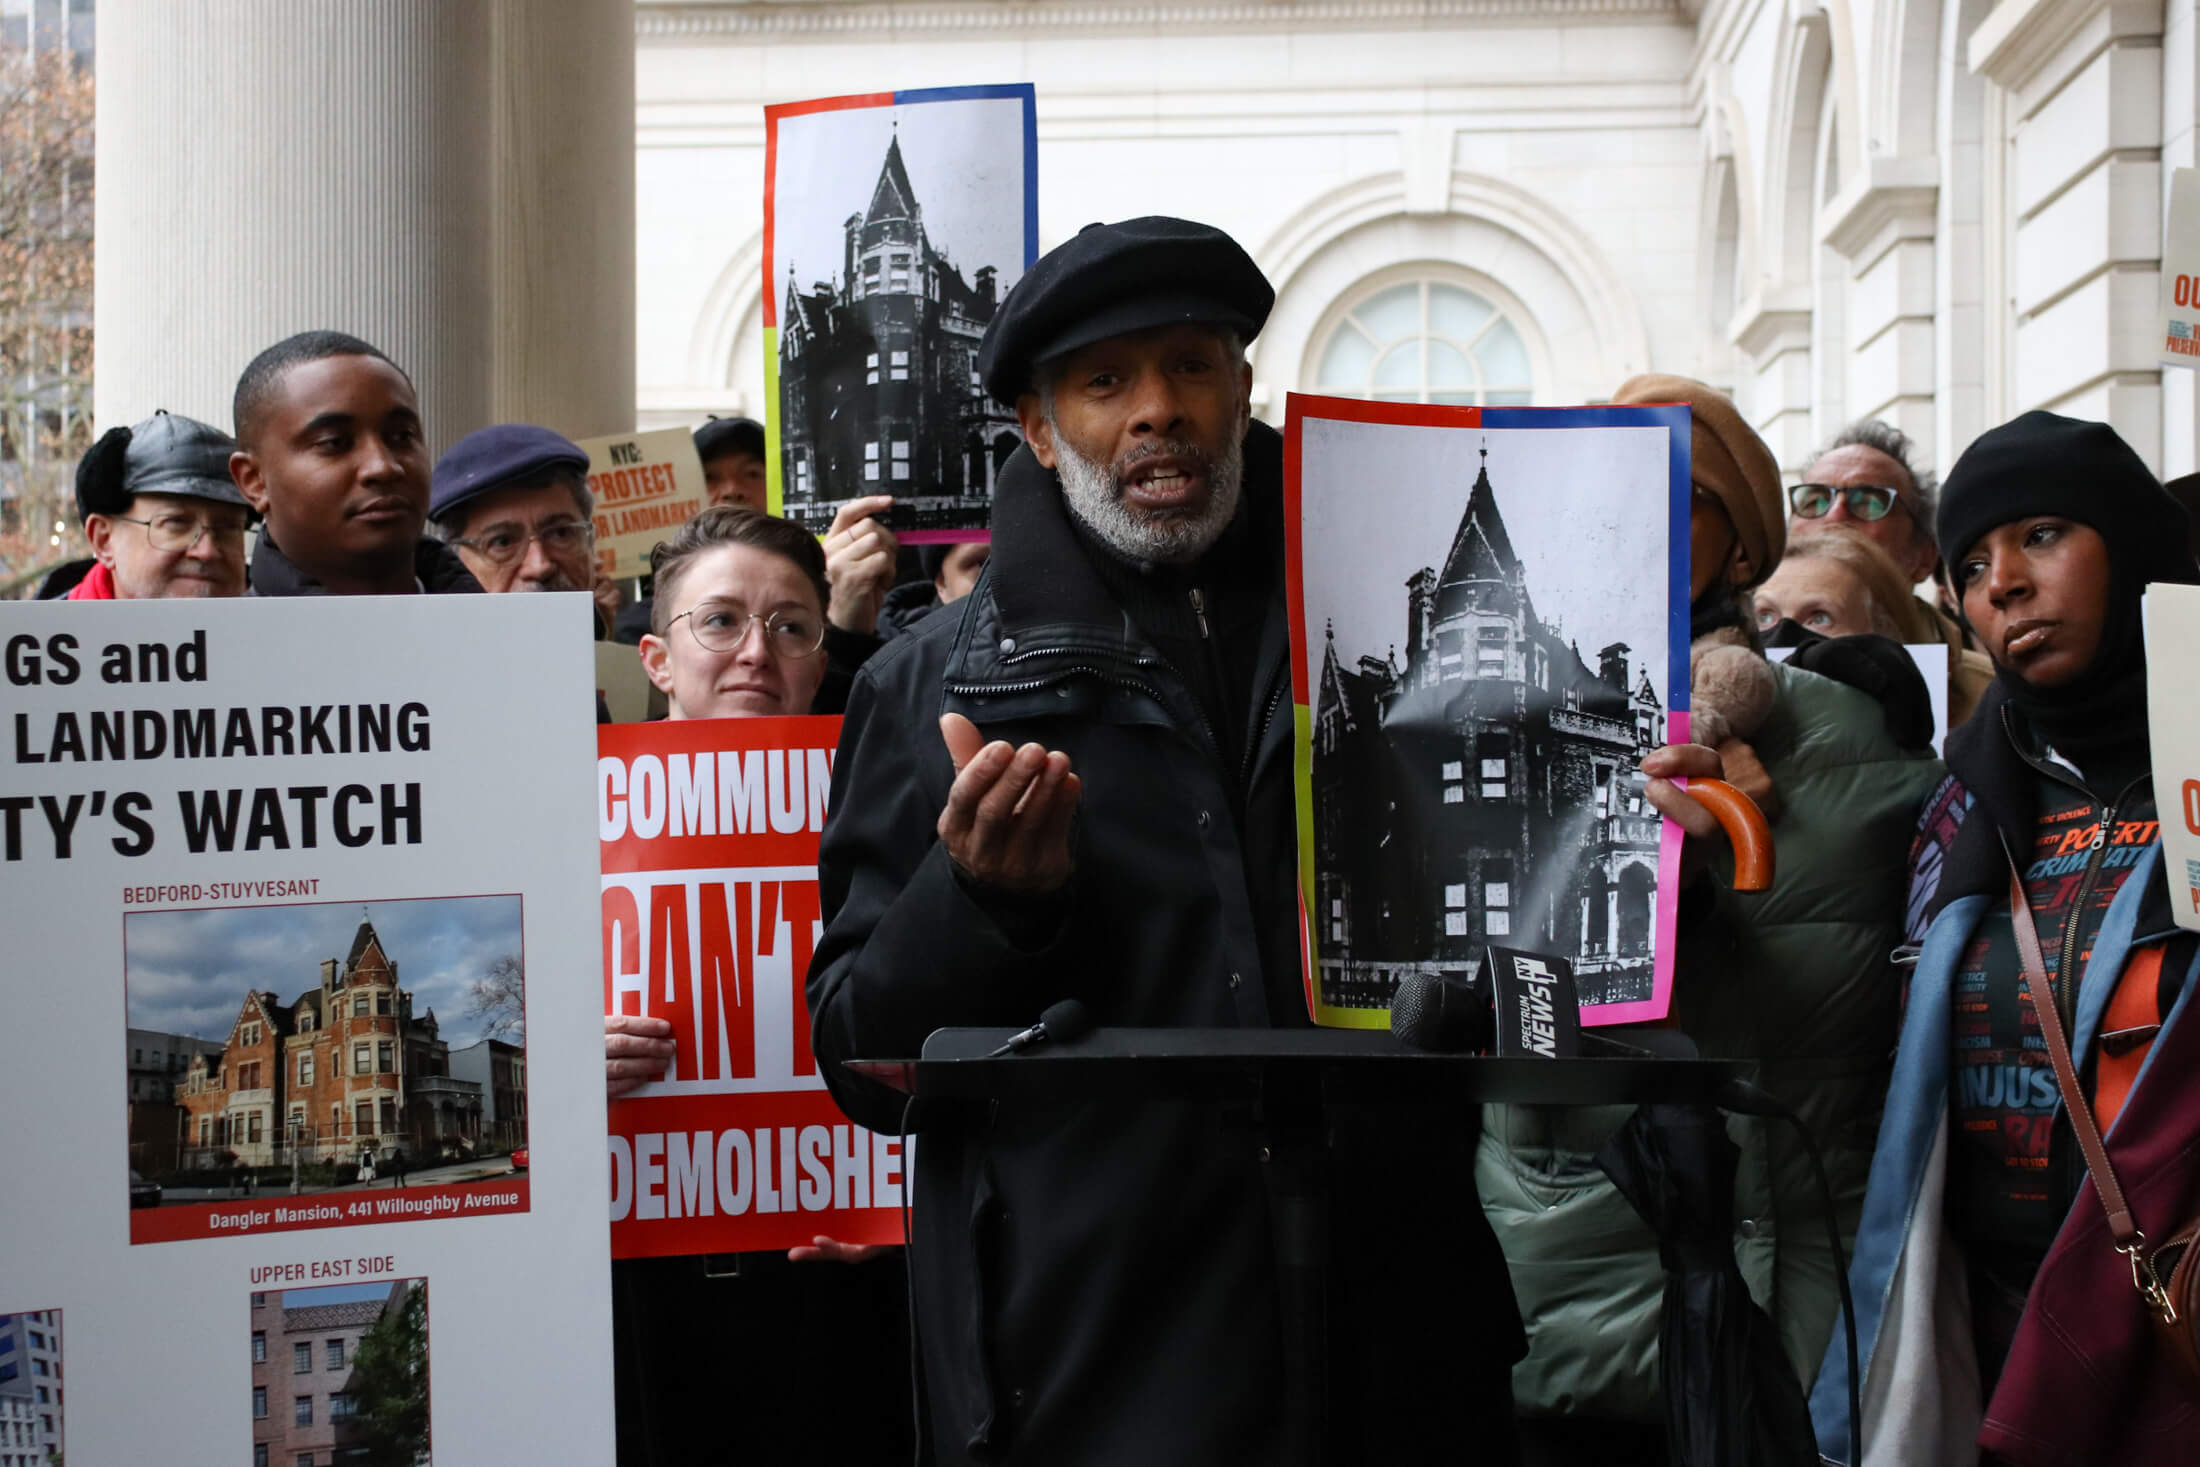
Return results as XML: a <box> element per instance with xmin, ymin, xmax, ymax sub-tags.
<box><xmin>62</xmin><ymin>411</ymin><xmax>252</xmax><ymax>600</ymax></box>
<box><xmin>429</xmin><ymin>423</ymin><xmax>623</xmax><ymax>634</ymax></box>
<box><xmin>1787</xmin><ymin>416</ymin><xmax>1993</xmax><ymax>722</ymax></box>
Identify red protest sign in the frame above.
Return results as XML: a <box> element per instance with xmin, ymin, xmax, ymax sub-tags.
<box><xmin>600</xmin><ymin>717</ymin><xmax>905</xmax><ymax>1258</ymax></box>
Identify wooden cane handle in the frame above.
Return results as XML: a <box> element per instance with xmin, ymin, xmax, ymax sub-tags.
<box><xmin>1686</xmin><ymin>778</ymin><xmax>1775</xmax><ymax>892</ymax></box>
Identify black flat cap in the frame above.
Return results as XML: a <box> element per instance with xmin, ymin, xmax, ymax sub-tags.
<box><xmin>75</xmin><ymin>411</ymin><xmax>246</xmax><ymax>522</ymax></box>
<box><xmin>693</xmin><ymin>416</ymin><xmax>765</xmax><ymax>463</ymax></box>
<box><xmin>976</xmin><ymin>217</ymin><xmax>1273</xmax><ymax>406</ymax></box>
<box><xmin>430</xmin><ymin>423</ymin><xmax>591</xmax><ymax>525</ymax></box>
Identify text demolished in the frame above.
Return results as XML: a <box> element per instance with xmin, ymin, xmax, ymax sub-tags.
<box><xmin>609</xmin><ymin>1124</ymin><xmax>904</xmax><ymax>1222</ymax></box>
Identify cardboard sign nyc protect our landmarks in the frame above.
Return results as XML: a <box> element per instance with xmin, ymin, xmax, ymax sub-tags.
<box><xmin>0</xmin><ymin>595</ymin><xmax>614</xmax><ymax>1463</ymax></box>
<box><xmin>600</xmin><ymin>717</ymin><xmax>906</xmax><ymax>1258</ymax></box>
<box><xmin>2145</xmin><ymin>583</ymin><xmax>2200</xmax><ymax>929</ymax></box>
<box><xmin>1285</xmin><ymin>395</ymin><xmax>1693</xmax><ymax>1029</ymax></box>
<box><xmin>583</xmin><ymin>426</ymin><xmax>708</xmax><ymax>580</ymax></box>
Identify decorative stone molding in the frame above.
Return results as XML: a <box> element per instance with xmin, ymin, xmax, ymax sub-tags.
<box><xmin>637</xmin><ymin>0</ymin><xmax>1685</xmax><ymax>40</ymax></box>
<box><xmin>1256</xmin><ymin>170</ymin><xmax>1652</xmax><ymax>387</ymax></box>
<box><xmin>1728</xmin><ymin>287</ymin><xmax>1813</xmax><ymax>358</ymax></box>
<box><xmin>1967</xmin><ymin>0</ymin><xmax>2154</xmax><ymax>91</ymax></box>
<box><xmin>1252</xmin><ymin>171</ymin><xmax>1650</xmax><ymax>405</ymax></box>
<box><xmin>1817</xmin><ymin>155</ymin><xmax>1939</xmax><ymax>262</ymax></box>
<box><xmin>685</xmin><ymin>230</ymin><xmax>767</xmax><ymax>388</ymax></box>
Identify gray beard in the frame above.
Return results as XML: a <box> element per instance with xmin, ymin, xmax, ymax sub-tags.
<box><xmin>1052</xmin><ymin>426</ymin><xmax>1243</xmax><ymax>568</ymax></box>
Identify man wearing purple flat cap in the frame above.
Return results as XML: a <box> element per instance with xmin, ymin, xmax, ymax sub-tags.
<box><xmin>430</xmin><ymin>423</ymin><xmax>621</xmax><ymax>632</ymax></box>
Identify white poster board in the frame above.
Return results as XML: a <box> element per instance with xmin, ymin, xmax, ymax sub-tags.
<box><xmin>2161</xmin><ymin>167</ymin><xmax>2199</xmax><ymax>370</ymax></box>
<box><xmin>0</xmin><ymin>595</ymin><xmax>612</xmax><ymax>1464</ymax></box>
<box><xmin>2146</xmin><ymin>584</ymin><xmax>2200</xmax><ymax>930</ymax></box>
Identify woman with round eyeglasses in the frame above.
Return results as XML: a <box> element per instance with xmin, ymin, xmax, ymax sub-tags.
<box><xmin>609</xmin><ymin>507</ymin><xmax>834</xmax><ymax>1105</ymax></box>
<box><xmin>608</xmin><ymin>505</ymin><xmax>915</xmax><ymax>1467</ymax></box>
<box><xmin>634</xmin><ymin>506</ymin><xmax>831</xmax><ymax>720</ymax></box>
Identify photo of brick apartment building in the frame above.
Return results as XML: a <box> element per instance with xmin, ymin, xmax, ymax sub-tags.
<box><xmin>173</xmin><ymin>918</ymin><xmax>500</xmax><ymax>1170</ymax></box>
<box><xmin>0</xmin><ymin>1311</ymin><xmax>61</xmax><ymax>1467</ymax></box>
<box><xmin>251</xmin><ymin>1281</ymin><xmax>430</xmax><ymax>1467</ymax></box>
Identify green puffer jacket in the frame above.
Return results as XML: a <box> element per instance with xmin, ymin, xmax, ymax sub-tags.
<box><xmin>1478</xmin><ymin>658</ymin><xmax>1943</xmax><ymax>1421</ymax></box>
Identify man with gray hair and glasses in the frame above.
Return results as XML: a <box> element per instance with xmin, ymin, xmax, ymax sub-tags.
<box><xmin>429</xmin><ymin>423</ymin><xmax>622</xmax><ymax>634</ymax></box>
<box><xmin>1787</xmin><ymin>416</ymin><xmax>1992</xmax><ymax>721</ymax></box>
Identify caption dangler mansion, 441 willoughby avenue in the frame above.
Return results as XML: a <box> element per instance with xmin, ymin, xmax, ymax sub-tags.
<box><xmin>157</xmin><ymin>921</ymin><xmax>521</xmax><ymax>1170</ymax></box>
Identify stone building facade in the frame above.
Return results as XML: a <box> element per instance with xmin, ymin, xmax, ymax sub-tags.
<box><xmin>447</xmin><ymin>1038</ymin><xmax>527</xmax><ymax>1154</ymax></box>
<box><xmin>0</xmin><ymin>1311</ymin><xmax>61</xmax><ymax>1467</ymax></box>
<box><xmin>635</xmin><ymin>0</ymin><xmax>2198</xmax><ymax>488</ymax></box>
<box><xmin>177</xmin><ymin>921</ymin><xmax>488</xmax><ymax>1169</ymax></box>
<box><xmin>1313</xmin><ymin>446</ymin><xmax>1665</xmax><ymax>1009</ymax></box>
<box><xmin>250</xmin><ymin>1281</ymin><xmax>416</xmax><ymax>1467</ymax></box>
<box><xmin>776</xmin><ymin>130</ymin><xmax>1020</xmax><ymax>530</ymax></box>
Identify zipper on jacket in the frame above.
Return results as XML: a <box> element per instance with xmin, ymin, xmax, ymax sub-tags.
<box><xmin>1190</xmin><ymin>587</ymin><xmax>1211</xmax><ymax>638</ymax></box>
<box><xmin>944</xmin><ymin>662</ymin><xmax>1164</xmax><ymax>705</ymax></box>
<box><xmin>1243</xmin><ymin>663</ymin><xmax>1287</xmax><ymax>786</ymax></box>
<box><xmin>2047</xmin><ymin>779</ymin><xmax>2148</xmax><ymax>1025</ymax></box>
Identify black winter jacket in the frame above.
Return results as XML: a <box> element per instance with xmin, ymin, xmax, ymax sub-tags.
<box><xmin>809</xmin><ymin>426</ymin><xmax>1523</xmax><ymax>1465</ymax></box>
<box><xmin>248</xmin><ymin>531</ymin><xmax>482</xmax><ymax>596</ymax></box>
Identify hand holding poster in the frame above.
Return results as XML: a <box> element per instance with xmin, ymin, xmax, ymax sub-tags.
<box><xmin>1285</xmin><ymin>395</ymin><xmax>1692</xmax><ymax>1027</ymax></box>
<box><xmin>600</xmin><ymin>716</ymin><xmax>905</xmax><ymax>1257</ymax></box>
<box><xmin>0</xmin><ymin>595</ymin><xmax>613</xmax><ymax>1462</ymax></box>
<box><xmin>763</xmin><ymin>85</ymin><xmax>1037</xmax><ymax>542</ymax></box>
<box><xmin>584</xmin><ymin>426</ymin><xmax>708</xmax><ymax>579</ymax></box>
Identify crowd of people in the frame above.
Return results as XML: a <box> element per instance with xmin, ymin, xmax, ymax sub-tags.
<box><xmin>21</xmin><ymin>210</ymin><xmax>2200</xmax><ymax>1467</ymax></box>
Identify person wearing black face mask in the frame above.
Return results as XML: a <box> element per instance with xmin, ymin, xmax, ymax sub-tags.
<box><xmin>1811</xmin><ymin>412</ymin><xmax>2200</xmax><ymax>1466</ymax></box>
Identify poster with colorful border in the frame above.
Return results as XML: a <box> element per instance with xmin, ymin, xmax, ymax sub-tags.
<box><xmin>0</xmin><ymin>594</ymin><xmax>614</xmax><ymax>1461</ymax></box>
<box><xmin>600</xmin><ymin>716</ymin><xmax>907</xmax><ymax>1257</ymax></box>
<box><xmin>1284</xmin><ymin>394</ymin><xmax>1693</xmax><ymax>1028</ymax></box>
<box><xmin>762</xmin><ymin>84</ymin><xmax>1039</xmax><ymax>544</ymax></box>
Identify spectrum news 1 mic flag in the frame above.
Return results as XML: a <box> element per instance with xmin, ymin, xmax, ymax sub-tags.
<box><xmin>599</xmin><ymin>716</ymin><xmax>905</xmax><ymax>1258</ymax></box>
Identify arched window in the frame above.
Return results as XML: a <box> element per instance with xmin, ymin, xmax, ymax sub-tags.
<box><xmin>1314</xmin><ymin>278</ymin><xmax>1535</xmax><ymax>405</ymax></box>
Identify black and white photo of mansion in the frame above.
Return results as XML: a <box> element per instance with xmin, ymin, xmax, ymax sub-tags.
<box><xmin>777</xmin><ymin>128</ymin><xmax>1021</xmax><ymax>532</ymax></box>
<box><xmin>1312</xmin><ymin>444</ymin><xmax>1668</xmax><ymax>1010</ymax></box>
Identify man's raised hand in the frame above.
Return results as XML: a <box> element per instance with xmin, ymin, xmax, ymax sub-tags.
<box><xmin>937</xmin><ymin>712</ymin><xmax>1081</xmax><ymax>893</ymax></box>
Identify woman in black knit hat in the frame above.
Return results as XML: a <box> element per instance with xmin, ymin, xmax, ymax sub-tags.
<box><xmin>1812</xmin><ymin>411</ymin><xmax>2200</xmax><ymax>1466</ymax></box>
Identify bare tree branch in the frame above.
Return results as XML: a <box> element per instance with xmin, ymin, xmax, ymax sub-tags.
<box><xmin>0</xmin><ymin>43</ymin><xmax>93</xmax><ymax>588</ymax></box>
<box><xmin>463</xmin><ymin>953</ymin><xmax>526</xmax><ymax>1042</ymax></box>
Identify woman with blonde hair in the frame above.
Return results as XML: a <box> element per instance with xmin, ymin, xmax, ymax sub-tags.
<box><xmin>1757</xmin><ymin>524</ymin><xmax>1995</xmax><ymax>723</ymax></box>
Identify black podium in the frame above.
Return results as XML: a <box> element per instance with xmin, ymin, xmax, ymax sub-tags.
<box><xmin>849</xmin><ymin>1027</ymin><xmax>1746</xmax><ymax>1466</ymax></box>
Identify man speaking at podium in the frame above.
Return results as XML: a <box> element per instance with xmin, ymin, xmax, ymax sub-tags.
<box><xmin>809</xmin><ymin>219</ymin><xmax>1524</xmax><ymax>1464</ymax></box>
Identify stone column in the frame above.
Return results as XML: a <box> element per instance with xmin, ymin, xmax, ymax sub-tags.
<box><xmin>1970</xmin><ymin>0</ymin><xmax>2167</xmax><ymax>470</ymax></box>
<box><xmin>94</xmin><ymin>0</ymin><xmax>634</xmax><ymax>453</ymax></box>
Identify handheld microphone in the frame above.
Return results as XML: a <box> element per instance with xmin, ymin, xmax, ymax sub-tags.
<box><xmin>987</xmin><ymin>999</ymin><xmax>1093</xmax><ymax>1057</ymax></box>
<box><xmin>1390</xmin><ymin>972</ymin><xmax>1494</xmax><ymax>1053</ymax></box>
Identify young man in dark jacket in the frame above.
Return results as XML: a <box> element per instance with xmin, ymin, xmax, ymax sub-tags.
<box><xmin>808</xmin><ymin>217</ymin><xmax>1524</xmax><ymax>1465</ymax></box>
<box><xmin>228</xmin><ymin>330</ymin><xmax>480</xmax><ymax>596</ymax></box>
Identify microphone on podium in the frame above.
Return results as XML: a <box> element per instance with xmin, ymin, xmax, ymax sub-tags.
<box><xmin>1390</xmin><ymin>971</ymin><xmax>1494</xmax><ymax>1054</ymax></box>
<box><xmin>987</xmin><ymin>999</ymin><xmax>1094</xmax><ymax>1057</ymax></box>
<box><xmin>1390</xmin><ymin>947</ymin><xmax>1581</xmax><ymax>1057</ymax></box>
